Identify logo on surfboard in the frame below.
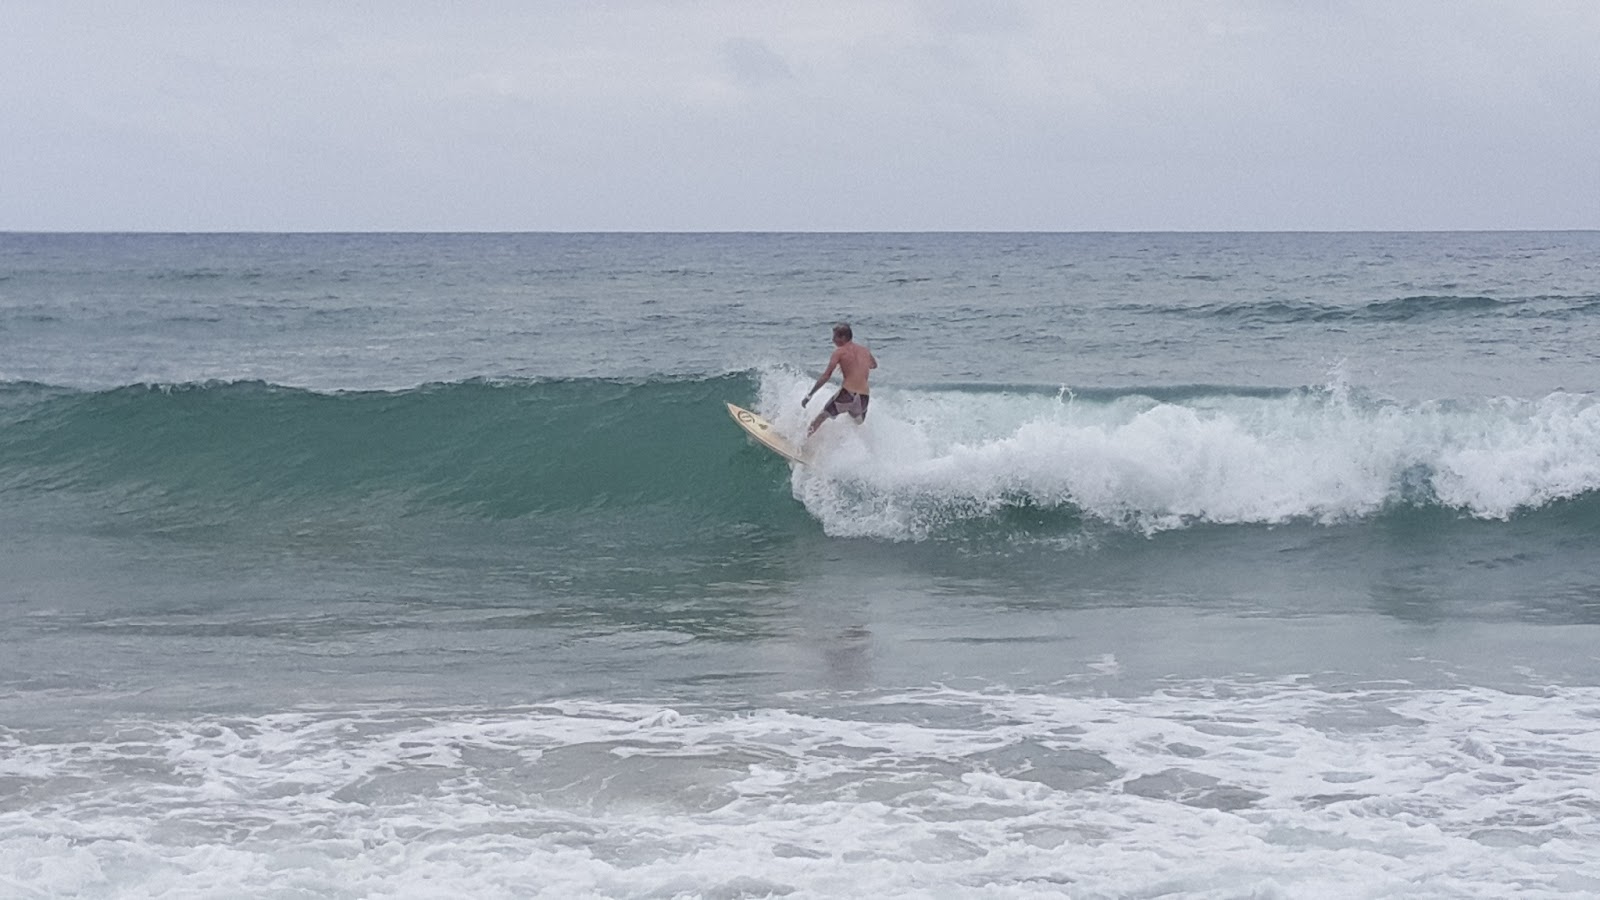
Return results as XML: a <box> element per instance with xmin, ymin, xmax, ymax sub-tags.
<box><xmin>726</xmin><ymin>402</ymin><xmax>807</xmax><ymax>464</ymax></box>
<box><xmin>734</xmin><ymin>409</ymin><xmax>767</xmax><ymax>432</ymax></box>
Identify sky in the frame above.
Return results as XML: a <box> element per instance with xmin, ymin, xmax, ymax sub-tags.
<box><xmin>3</xmin><ymin>0</ymin><xmax>1598</xmax><ymax>232</ymax></box>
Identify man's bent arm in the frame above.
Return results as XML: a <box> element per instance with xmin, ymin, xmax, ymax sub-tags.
<box><xmin>803</xmin><ymin>354</ymin><xmax>841</xmax><ymax>405</ymax></box>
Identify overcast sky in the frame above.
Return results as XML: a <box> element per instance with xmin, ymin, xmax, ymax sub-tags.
<box><xmin>3</xmin><ymin>1</ymin><xmax>1597</xmax><ymax>231</ymax></box>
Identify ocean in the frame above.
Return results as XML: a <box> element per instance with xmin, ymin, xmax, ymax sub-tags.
<box><xmin>3</xmin><ymin>231</ymin><xmax>1600</xmax><ymax>897</ymax></box>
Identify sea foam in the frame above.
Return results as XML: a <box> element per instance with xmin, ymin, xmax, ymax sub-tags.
<box><xmin>758</xmin><ymin>371</ymin><xmax>1600</xmax><ymax>540</ymax></box>
<box><xmin>5</xmin><ymin>681</ymin><xmax>1599</xmax><ymax>898</ymax></box>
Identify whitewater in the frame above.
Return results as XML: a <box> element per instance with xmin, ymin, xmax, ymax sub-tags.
<box><xmin>3</xmin><ymin>231</ymin><xmax>1600</xmax><ymax>897</ymax></box>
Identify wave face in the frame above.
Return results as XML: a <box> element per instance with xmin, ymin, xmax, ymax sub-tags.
<box><xmin>5</xmin><ymin>372</ymin><xmax>1600</xmax><ymax>543</ymax></box>
<box><xmin>0</xmin><ymin>375</ymin><xmax>800</xmax><ymax>531</ymax></box>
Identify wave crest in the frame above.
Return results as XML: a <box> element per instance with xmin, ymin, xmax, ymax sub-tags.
<box><xmin>4</xmin><ymin>374</ymin><xmax>1599</xmax><ymax>541</ymax></box>
<box><xmin>779</xmin><ymin>379</ymin><xmax>1600</xmax><ymax>539</ymax></box>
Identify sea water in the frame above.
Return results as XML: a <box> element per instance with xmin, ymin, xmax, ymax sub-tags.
<box><xmin>2</xmin><ymin>232</ymin><xmax>1600</xmax><ymax>897</ymax></box>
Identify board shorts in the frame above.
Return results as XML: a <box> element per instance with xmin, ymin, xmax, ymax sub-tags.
<box><xmin>823</xmin><ymin>388</ymin><xmax>869</xmax><ymax>421</ymax></box>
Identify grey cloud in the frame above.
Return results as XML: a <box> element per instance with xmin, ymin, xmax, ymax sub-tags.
<box><xmin>722</xmin><ymin>37</ymin><xmax>793</xmax><ymax>87</ymax></box>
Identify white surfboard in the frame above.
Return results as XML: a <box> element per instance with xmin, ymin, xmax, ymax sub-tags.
<box><xmin>726</xmin><ymin>402</ymin><xmax>808</xmax><ymax>464</ymax></box>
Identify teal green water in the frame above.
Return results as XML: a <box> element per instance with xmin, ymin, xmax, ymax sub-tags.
<box><xmin>3</xmin><ymin>233</ymin><xmax>1600</xmax><ymax>897</ymax></box>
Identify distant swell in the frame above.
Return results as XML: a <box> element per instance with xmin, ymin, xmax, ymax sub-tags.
<box><xmin>1134</xmin><ymin>293</ymin><xmax>1600</xmax><ymax>325</ymax></box>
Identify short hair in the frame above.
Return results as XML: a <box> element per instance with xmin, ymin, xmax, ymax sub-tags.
<box><xmin>832</xmin><ymin>322</ymin><xmax>853</xmax><ymax>341</ymax></box>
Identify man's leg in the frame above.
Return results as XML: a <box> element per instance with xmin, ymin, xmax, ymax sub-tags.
<box><xmin>808</xmin><ymin>390</ymin><xmax>840</xmax><ymax>437</ymax></box>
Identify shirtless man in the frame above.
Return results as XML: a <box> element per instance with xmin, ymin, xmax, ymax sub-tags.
<box><xmin>802</xmin><ymin>322</ymin><xmax>877</xmax><ymax>437</ymax></box>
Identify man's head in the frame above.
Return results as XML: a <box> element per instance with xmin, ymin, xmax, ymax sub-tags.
<box><xmin>832</xmin><ymin>322</ymin><xmax>853</xmax><ymax>345</ymax></box>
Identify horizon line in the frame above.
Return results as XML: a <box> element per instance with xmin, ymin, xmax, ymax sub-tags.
<box><xmin>4</xmin><ymin>228</ymin><xmax>1598</xmax><ymax>236</ymax></box>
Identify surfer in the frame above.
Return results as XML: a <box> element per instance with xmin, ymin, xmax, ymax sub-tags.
<box><xmin>803</xmin><ymin>322</ymin><xmax>877</xmax><ymax>438</ymax></box>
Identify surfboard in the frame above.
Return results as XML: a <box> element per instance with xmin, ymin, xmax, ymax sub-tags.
<box><xmin>726</xmin><ymin>402</ymin><xmax>808</xmax><ymax>464</ymax></box>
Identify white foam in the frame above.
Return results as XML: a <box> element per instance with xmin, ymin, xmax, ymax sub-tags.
<box><xmin>4</xmin><ymin>680</ymin><xmax>1599</xmax><ymax>897</ymax></box>
<box><xmin>753</xmin><ymin>370</ymin><xmax>1600</xmax><ymax>539</ymax></box>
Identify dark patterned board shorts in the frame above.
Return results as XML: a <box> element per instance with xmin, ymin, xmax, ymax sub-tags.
<box><xmin>823</xmin><ymin>388</ymin><xmax>869</xmax><ymax>420</ymax></box>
